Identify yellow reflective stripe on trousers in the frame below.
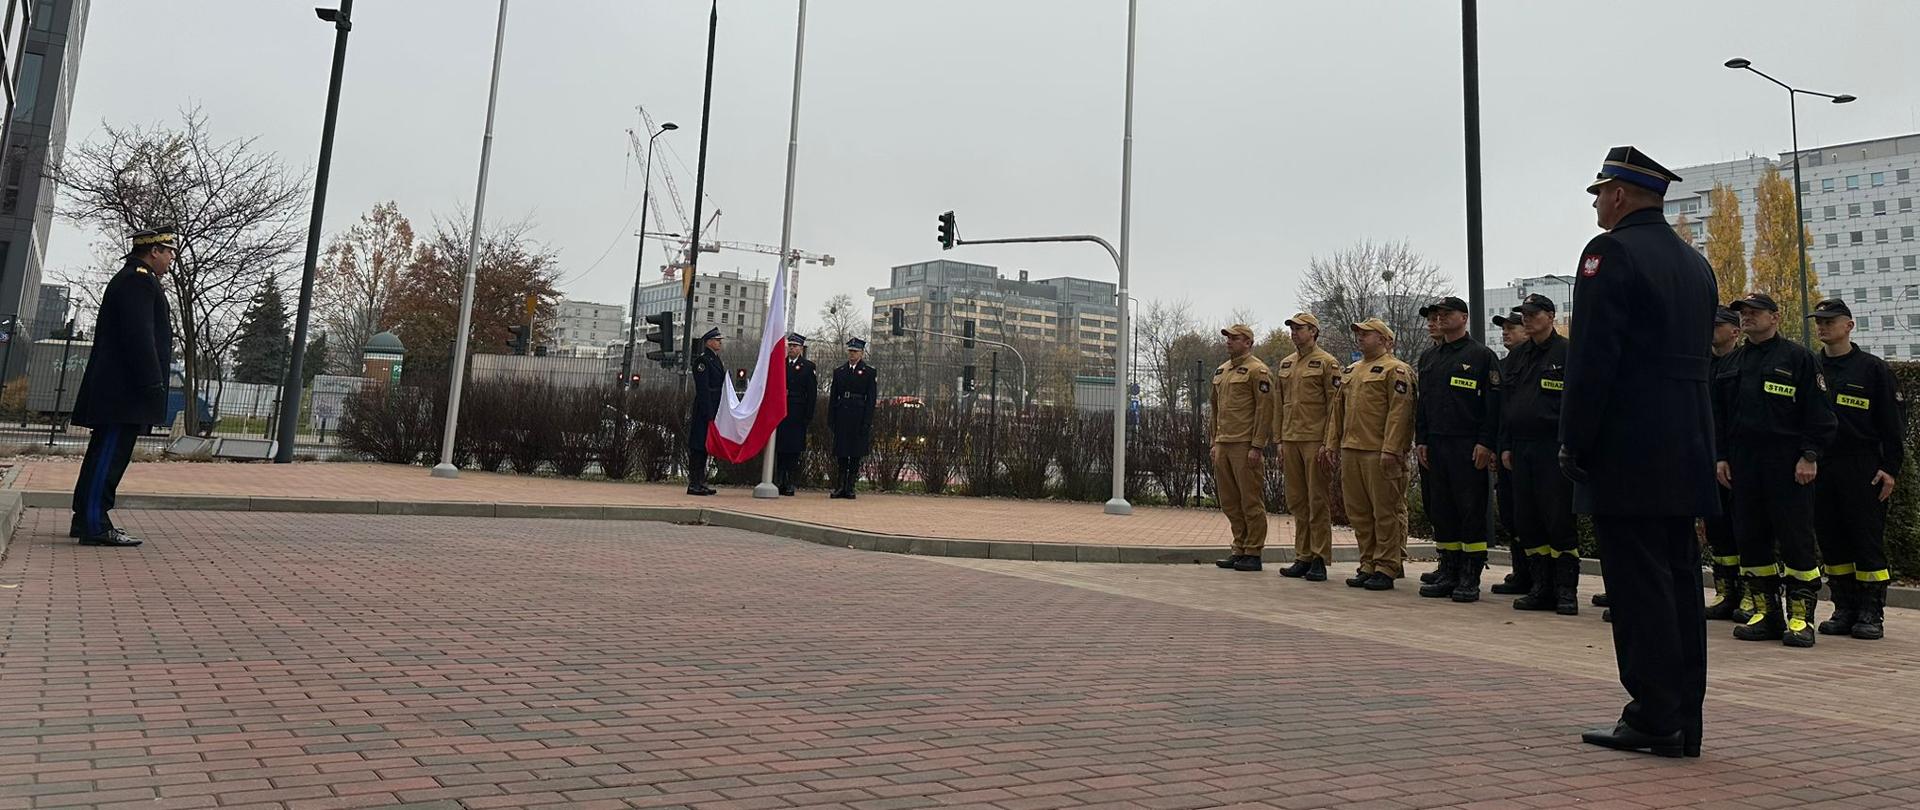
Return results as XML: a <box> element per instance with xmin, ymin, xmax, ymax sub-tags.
<box><xmin>1823</xmin><ymin>563</ymin><xmax>1857</xmax><ymax>576</ymax></box>
<box><xmin>1741</xmin><ymin>564</ymin><xmax>1781</xmax><ymax>577</ymax></box>
<box><xmin>1712</xmin><ymin>555</ymin><xmax>1741</xmax><ymax>567</ymax></box>
<box><xmin>1784</xmin><ymin>567</ymin><xmax>1822</xmax><ymax>582</ymax></box>
<box><xmin>1459</xmin><ymin>542</ymin><xmax>1487</xmax><ymax>553</ymax></box>
<box><xmin>1525</xmin><ymin>545</ymin><xmax>1555</xmax><ymax>556</ymax></box>
<box><xmin>1855</xmin><ymin>569</ymin><xmax>1892</xmax><ymax>582</ymax></box>
<box><xmin>1435</xmin><ymin>541</ymin><xmax>1462</xmax><ymax>552</ymax></box>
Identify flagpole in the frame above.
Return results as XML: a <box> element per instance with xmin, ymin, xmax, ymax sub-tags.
<box><xmin>754</xmin><ymin>0</ymin><xmax>809</xmax><ymax>499</ymax></box>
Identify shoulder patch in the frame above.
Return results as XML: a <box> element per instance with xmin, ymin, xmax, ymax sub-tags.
<box><xmin>1816</xmin><ymin>373</ymin><xmax>1826</xmax><ymax>392</ymax></box>
<box><xmin>1581</xmin><ymin>253</ymin><xmax>1603</xmax><ymax>277</ymax></box>
<box><xmin>1280</xmin><ymin>359</ymin><xmax>1293</xmax><ymax>368</ymax></box>
<box><xmin>1394</xmin><ymin>379</ymin><xmax>1409</xmax><ymax>395</ymax></box>
<box><xmin>1371</xmin><ymin>365</ymin><xmax>1384</xmax><ymax>373</ymax></box>
<box><xmin>1258</xmin><ymin>380</ymin><xmax>1271</xmax><ymax>394</ymax></box>
<box><xmin>695</xmin><ymin>361</ymin><xmax>706</xmax><ymax>373</ymax></box>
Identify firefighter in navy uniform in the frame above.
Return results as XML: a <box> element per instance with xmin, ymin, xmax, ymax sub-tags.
<box><xmin>1723</xmin><ymin>291</ymin><xmax>1836</xmax><ymax>648</ymax></box>
<box><xmin>1500</xmin><ymin>294</ymin><xmax>1580</xmax><ymax>615</ymax></box>
<box><xmin>1413</xmin><ymin>295</ymin><xmax>1501</xmax><ymax>603</ymax></box>
<box><xmin>1704</xmin><ymin>307</ymin><xmax>1745</xmax><ymax>621</ymax></box>
<box><xmin>1486</xmin><ymin>308</ymin><xmax>1531</xmax><ymax>596</ymax></box>
<box><xmin>774</xmin><ymin>333</ymin><xmax>818</xmax><ymax>496</ymax></box>
<box><xmin>686</xmin><ymin>327</ymin><xmax>726</xmax><ymax>496</ymax></box>
<box><xmin>1809</xmin><ymin>298</ymin><xmax>1902</xmax><ymax>641</ymax></box>
<box><xmin>70</xmin><ymin>225</ymin><xmax>179</xmax><ymax>548</ymax></box>
<box><xmin>1564</xmin><ymin>147</ymin><xmax>1718</xmax><ymax>759</ymax></box>
<box><xmin>828</xmin><ymin>337</ymin><xmax>877</xmax><ymax>499</ymax></box>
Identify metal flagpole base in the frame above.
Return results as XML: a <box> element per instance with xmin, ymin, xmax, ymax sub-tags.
<box><xmin>752</xmin><ymin>482</ymin><xmax>780</xmax><ymax>499</ymax></box>
<box><xmin>430</xmin><ymin>463</ymin><xmax>461</xmax><ymax>479</ymax></box>
<box><xmin>1104</xmin><ymin>498</ymin><xmax>1132</xmax><ymax>516</ymax></box>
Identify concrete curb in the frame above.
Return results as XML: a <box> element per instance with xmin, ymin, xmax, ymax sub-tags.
<box><xmin>14</xmin><ymin>490</ymin><xmax>1917</xmax><ymax>611</ymax></box>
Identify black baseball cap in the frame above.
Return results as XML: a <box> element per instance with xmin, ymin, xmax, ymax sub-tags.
<box><xmin>1492</xmin><ymin>307</ymin><xmax>1525</xmax><ymax>327</ymax></box>
<box><xmin>1517</xmin><ymin>293</ymin><xmax>1556</xmax><ymax>314</ymax></box>
<box><xmin>1713</xmin><ymin>307</ymin><xmax>1739</xmax><ymax>326</ymax></box>
<box><xmin>1808</xmin><ymin>298</ymin><xmax>1852</xmax><ymax>319</ymax></box>
<box><xmin>1728</xmin><ymin>292</ymin><xmax>1778</xmax><ymax>313</ymax></box>
<box><xmin>1418</xmin><ymin>296</ymin><xmax>1470</xmax><ymax>317</ymax></box>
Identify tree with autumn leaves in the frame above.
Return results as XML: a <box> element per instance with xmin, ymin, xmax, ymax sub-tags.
<box><xmin>384</xmin><ymin>214</ymin><xmax>561</xmax><ymax>378</ymax></box>
<box><xmin>1749</xmin><ymin>165</ymin><xmax>1818</xmax><ymax>320</ymax></box>
<box><xmin>1704</xmin><ymin>182</ymin><xmax>1748</xmax><ymax>299</ymax></box>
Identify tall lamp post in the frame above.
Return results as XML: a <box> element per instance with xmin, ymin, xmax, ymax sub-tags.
<box><xmin>1724</xmin><ymin>57</ymin><xmax>1855</xmax><ymax>346</ymax></box>
<box><xmin>275</xmin><ymin>0</ymin><xmax>355</xmax><ymax>463</ymax></box>
<box><xmin>621</xmin><ymin>122</ymin><xmax>677</xmax><ymax>386</ymax></box>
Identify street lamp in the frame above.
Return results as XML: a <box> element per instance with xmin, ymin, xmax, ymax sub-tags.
<box><xmin>275</xmin><ymin>0</ymin><xmax>355</xmax><ymax>462</ymax></box>
<box><xmin>1724</xmin><ymin>57</ymin><xmax>1856</xmax><ymax>346</ymax></box>
<box><xmin>621</xmin><ymin>121</ymin><xmax>677</xmax><ymax>387</ymax></box>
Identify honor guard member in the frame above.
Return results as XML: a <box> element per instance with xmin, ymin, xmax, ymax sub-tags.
<box><xmin>1499</xmin><ymin>294</ymin><xmax>1580</xmax><ymax>614</ymax></box>
<box><xmin>1322</xmin><ymin>318</ymin><xmax>1416</xmax><ymax>590</ymax></box>
<box><xmin>1485</xmin><ymin>308</ymin><xmax>1531</xmax><ymax>596</ymax></box>
<box><xmin>1565</xmin><ymin>147</ymin><xmax>1717</xmax><ymax>759</ymax></box>
<box><xmin>774</xmin><ymin>333</ymin><xmax>818</xmax><ymax>496</ymax></box>
<box><xmin>828</xmin><ymin>337</ymin><xmax>877</xmax><ymax>499</ymax></box>
<box><xmin>686</xmin><ymin>327</ymin><xmax>726</xmax><ymax>496</ymax></box>
<box><xmin>1809</xmin><ymin>299</ymin><xmax>1902</xmax><ymax>640</ymax></box>
<box><xmin>1703</xmin><ymin>307</ymin><xmax>1745</xmax><ymax>621</ymax></box>
<box><xmin>1210</xmin><ymin>324</ymin><xmax>1274</xmax><ymax>572</ymax></box>
<box><xmin>1722</xmin><ymin>291</ymin><xmax>1835</xmax><ymax>647</ymax></box>
<box><xmin>70</xmin><ymin>225</ymin><xmax>179</xmax><ymax>547</ymax></box>
<box><xmin>1271</xmin><ymin>313</ymin><xmax>1339</xmax><ymax>581</ymax></box>
<box><xmin>1413</xmin><ymin>295</ymin><xmax>1500</xmax><ymax>603</ymax></box>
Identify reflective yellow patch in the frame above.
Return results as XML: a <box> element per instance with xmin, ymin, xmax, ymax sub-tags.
<box><xmin>1540</xmin><ymin>378</ymin><xmax>1565</xmax><ymax>391</ymax></box>
<box><xmin>1449</xmin><ymin>376</ymin><xmax>1477</xmax><ymax>390</ymax></box>
<box><xmin>1837</xmin><ymin>394</ymin><xmax>1870</xmax><ymax>410</ymax></box>
<box><xmin>1763</xmin><ymin>380</ymin><xmax>1796</xmax><ymax>397</ymax></box>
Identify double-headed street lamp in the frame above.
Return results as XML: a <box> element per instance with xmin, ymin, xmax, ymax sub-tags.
<box><xmin>621</xmin><ymin>121</ymin><xmax>678</xmax><ymax>386</ymax></box>
<box><xmin>1724</xmin><ymin>57</ymin><xmax>1856</xmax><ymax>346</ymax></box>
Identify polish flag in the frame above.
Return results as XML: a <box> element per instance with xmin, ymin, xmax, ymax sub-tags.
<box><xmin>706</xmin><ymin>264</ymin><xmax>789</xmax><ymax>463</ymax></box>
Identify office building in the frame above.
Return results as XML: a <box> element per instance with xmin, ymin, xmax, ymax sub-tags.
<box><xmin>631</xmin><ymin>269</ymin><xmax>769</xmax><ymax>347</ymax></box>
<box><xmin>867</xmin><ymin>259</ymin><xmax>1120</xmax><ymax>362</ymax></box>
<box><xmin>0</xmin><ymin>0</ymin><xmax>85</xmax><ymax>377</ymax></box>
<box><xmin>32</xmin><ymin>280</ymin><xmax>61</xmax><ymax>335</ymax></box>
<box><xmin>544</xmin><ymin>298</ymin><xmax>623</xmax><ymax>357</ymax></box>
<box><xmin>1478</xmin><ymin>275</ymin><xmax>1575</xmax><ymax>355</ymax></box>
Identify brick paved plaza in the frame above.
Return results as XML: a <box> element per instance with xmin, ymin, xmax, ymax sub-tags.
<box><xmin>3</xmin><ymin>507</ymin><xmax>1920</xmax><ymax>808</ymax></box>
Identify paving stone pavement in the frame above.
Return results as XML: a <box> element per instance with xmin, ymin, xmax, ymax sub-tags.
<box><xmin>2</xmin><ymin>508</ymin><xmax>1918</xmax><ymax>809</ymax></box>
<box><xmin>10</xmin><ymin>460</ymin><xmax>1356</xmax><ymax>550</ymax></box>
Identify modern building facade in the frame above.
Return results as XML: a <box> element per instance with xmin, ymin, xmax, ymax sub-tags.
<box><xmin>31</xmin><ymin>279</ymin><xmax>60</xmax><ymax>336</ymax></box>
<box><xmin>867</xmin><ymin>259</ymin><xmax>1120</xmax><ymax>363</ymax></box>
<box><xmin>1477</xmin><ymin>274</ymin><xmax>1575</xmax><ymax>355</ymax></box>
<box><xmin>544</xmin><ymin>298</ymin><xmax>623</xmax><ymax>358</ymax></box>
<box><xmin>1663</xmin><ymin>133</ymin><xmax>1920</xmax><ymax>358</ymax></box>
<box><xmin>631</xmin><ymin>269</ymin><xmax>769</xmax><ymax>348</ymax></box>
<box><xmin>0</xmin><ymin>0</ymin><xmax>85</xmax><ymax>376</ymax></box>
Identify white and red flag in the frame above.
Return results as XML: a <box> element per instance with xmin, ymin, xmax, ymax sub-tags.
<box><xmin>705</xmin><ymin>265</ymin><xmax>789</xmax><ymax>463</ymax></box>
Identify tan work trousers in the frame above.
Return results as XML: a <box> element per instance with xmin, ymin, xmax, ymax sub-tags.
<box><xmin>1213</xmin><ymin>441</ymin><xmax>1268</xmax><ymax>555</ymax></box>
<box><xmin>1282</xmin><ymin>441</ymin><xmax>1333</xmax><ymax>564</ymax></box>
<box><xmin>1341</xmin><ymin>450</ymin><xmax>1409</xmax><ymax>577</ymax></box>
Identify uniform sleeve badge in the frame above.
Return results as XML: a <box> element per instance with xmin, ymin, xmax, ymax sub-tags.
<box><xmin>695</xmin><ymin>361</ymin><xmax>705</xmax><ymax>373</ymax></box>
<box><xmin>1258</xmin><ymin>380</ymin><xmax>1271</xmax><ymax>393</ymax></box>
<box><xmin>1581</xmin><ymin>254</ymin><xmax>1603</xmax><ymax>277</ymax></box>
<box><xmin>1816</xmin><ymin>373</ymin><xmax>1827</xmax><ymax>392</ymax></box>
<box><xmin>1490</xmin><ymin>369</ymin><xmax>1501</xmax><ymax>385</ymax></box>
<box><xmin>1394</xmin><ymin>380</ymin><xmax>1409</xmax><ymax>395</ymax></box>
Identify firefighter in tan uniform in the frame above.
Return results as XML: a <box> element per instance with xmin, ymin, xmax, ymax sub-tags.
<box><xmin>1272</xmin><ymin>312</ymin><xmax>1340</xmax><ymax>582</ymax></box>
<box><xmin>1323</xmin><ymin>318</ymin><xmax>1417</xmax><ymax>590</ymax></box>
<box><xmin>1211</xmin><ymin>324</ymin><xmax>1276</xmax><ymax>571</ymax></box>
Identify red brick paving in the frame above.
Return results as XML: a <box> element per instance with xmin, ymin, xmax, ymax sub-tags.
<box><xmin>0</xmin><ymin>508</ymin><xmax>1916</xmax><ymax>808</ymax></box>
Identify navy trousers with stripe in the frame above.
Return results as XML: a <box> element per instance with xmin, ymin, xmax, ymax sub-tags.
<box><xmin>71</xmin><ymin>424</ymin><xmax>138</xmax><ymax>536</ymax></box>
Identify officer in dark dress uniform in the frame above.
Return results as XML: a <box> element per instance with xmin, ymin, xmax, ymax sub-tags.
<box><xmin>1562</xmin><ymin>147</ymin><xmax>1719</xmax><ymax>759</ymax></box>
<box><xmin>1500</xmin><ymin>294</ymin><xmax>1579</xmax><ymax>615</ymax></box>
<box><xmin>1723</xmin><ymin>291</ymin><xmax>1835</xmax><ymax>648</ymax></box>
<box><xmin>1704</xmin><ymin>307</ymin><xmax>1745</xmax><ymax>621</ymax></box>
<box><xmin>1413</xmin><ymin>295</ymin><xmax>1500</xmax><ymax>603</ymax></box>
<box><xmin>686</xmin><ymin>327</ymin><xmax>725</xmax><ymax>496</ymax></box>
<box><xmin>828</xmin><ymin>337</ymin><xmax>877</xmax><ymax>499</ymax></box>
<box><xmin>70</xmin><ymin>225</ymin><xmax>179</xmax><ymax>547</ymax></box>
<box><xmin>1809</xmin><ymin>298</ymin><xmax>1902</xmax><ymax>641</ymax></box>
<box><xmin>775</xmin><ymin>333</ymin><xmax>817</xmax><ymax>496</ymax></box>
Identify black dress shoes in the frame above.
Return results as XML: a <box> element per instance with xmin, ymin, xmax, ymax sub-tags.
<box><xmin>1581</xmin><ymin>722</ymin><xmax>1683</xmax><ymax>758</ymax></box>
<box><xmin>78</xmin><ymin>528</ymin><xmax>142</xmax><ymax>547</ymax></box>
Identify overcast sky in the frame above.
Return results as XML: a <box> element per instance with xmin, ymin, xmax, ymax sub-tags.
<box><xmin>48</xmin><ymin>0</ymin><xmax>1920</xmax><ymax>332</ymax></box>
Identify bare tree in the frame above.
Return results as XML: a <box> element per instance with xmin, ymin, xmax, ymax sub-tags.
<box><xmin>812</xmin><ymin>293</ymin><xmax>863</xmax><ymax>350</ymax></box>
<box><xmin>1135</xmin><ymin>298</ymin><xmax>1203</xmax><ymax>412</ymax></box>
<box><xmin>1295</xmin><ymin>239</ymin><xmax>1452</xmax><ymax>362</ymax></box>
<box><xmin>50</xmin><ymin>107</ymin><xmax>309</xmax><ymax>433</ymax></box>
<box><xmin>318</xmin><ymin>200</ymin><xmax>414</xmax><ymax>371</ymax></box>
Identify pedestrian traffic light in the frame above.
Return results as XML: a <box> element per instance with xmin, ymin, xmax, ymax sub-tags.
<box><xmin>962</xmin><ymin>364</ymin><xmax>976</xmax><ymax>392</ymax></box>
<box><xmin>936</xmin><ymin>211</ymin><xmax>957</xmax><ymax>251</ymax></box>
<box><xmin>890</xmin><ymin>307</ymin><xmax>905</xmax><ymax>337</ymax></box>
<box><xmin>644</xmin><ymin>311</ymin><xmax>676</xmax><ymax>367</ymax></box>
<box><xmin>963</xmin><ymin>319</ymin><xmax>976</xmax><ymax>349</ymax></box>
<box><xmin>506</xmin><ymin>324</ymin><xmax>530</xmax><ymax>355</ymax></box>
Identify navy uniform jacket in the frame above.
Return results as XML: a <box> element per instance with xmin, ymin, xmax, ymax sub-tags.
<box><xmin>72</xmin><ymin>260</ymin><xmax>172</xmax><ymax>428</ymax></box>
<box><xmin>1721</xmin><ymin>334</ymin><xmax>1835</xmax><ymax>460</ymax></box>
<box><xmin>1415</xmin><ymin>335</ymin><xmax>1500</xmax><ymax>447</ymax></box>
<box><xmin>828</xmin><ymin>361</ymin><xmax>877</xmax><ymax>458</ymax></box>
<box><xmin>1820</xmin><ymin>344</ymin><xmax>1903</xmax><ymax>474</ymax></box>
<box><xmin>688</xmin><ymin>347</ymin><xmax>725</xmax><ymax>441</ymax></box>
<box><xmin>776</xmin><ymin>355</ymin><xmax>817</xmax><ymax>455</ymax></box>
<box><xmin>1559</xmin><ymin>207</ymin><xmax>1720</xmax><ymax>517</ymax></box>
<box><xmin>1499</xmin><ymin>331</ymin><xmax>1569</xmax><ymax>448</ymax></box>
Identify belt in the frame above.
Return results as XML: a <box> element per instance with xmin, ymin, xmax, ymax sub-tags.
<box><xmin>837</xmin><ymin>392</ymin><xmax>864</xmax><ymax>400</ymax></box>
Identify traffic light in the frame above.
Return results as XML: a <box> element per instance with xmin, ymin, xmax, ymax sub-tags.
<box><xmin>890</xmin><ymin>307</ymin><xmax>905</xmax><ymax>337</ymax></box>
<box><xmin>629</xmin><ymin>373</ymin><xmax>641</xmax><ymax>386</ymax></box>
<box><xmin>936</xmin><ymin>211</ymin><xmax>957</xmax><ymax>251</ymax></box>
<box><xmin>506</xmin><ymin>324</ymin><xmax>530</xmax><ymax>355</ymax></box>
<box><xmin>644</xmin><ymin>311</ymin><xmax>676</xmax><ymax>367</ymax></box>
<box><xmin>963</xmin><ymin>319</ymin><xmax>976</xmax><ymax>349</ymax></box>
<box><xmin>962</xmin><ymin>364</ymin><xmax>976</xmax><ymax>393</ymax></box>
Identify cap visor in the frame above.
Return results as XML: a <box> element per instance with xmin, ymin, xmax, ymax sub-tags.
<box><xmin>1585</xmin><ymin>177</ymin><xmax>1617</xmax><ymax>194</ymax></box>
<box><xmin>1808</xmin><ymin>312</ymin><xmax>1847</xmax><ymax>319</ymax></box>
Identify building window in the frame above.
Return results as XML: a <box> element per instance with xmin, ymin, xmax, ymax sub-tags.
<box><xmin>1826</xmin><ymin>233</ymin><xmax>1839</xmax><ymax>248</ymax></box>
<box><xmin>1851</xmin><ymin>231</ymin><xmax>1864</xmax><ymax>245</ymax></box>
<box><xmin>1907</xmin><ymin>227</ymin><xmax>1918</xmax><ymax>242</ymax></box>
<box><xmin>1878</xmin><ymin>229</ymin><xmax>1890</xmax><ymax>244</ymax></box>
<box><xmin>1888</xmin><ymin>316</ymin><xmax>1900</xmax><ymax>330</ymax></box>
<box><xmin>1803</xmin><ymin>207</ymin><xmax>1814</xmax><ymax>222</ymax></box>
<box><xmin>1872</xmin><ymin>172</ymin><xmax>1886</xmax><ymax>187</ymax></box>
<box><xmin>1881</xmin><ymin>286</ymin><xmax>1894</xmax><ymax>302</ymax></box>
<box><xmin>1906</xmin><ymin>286</ymin><xmax>1918</xmax><ymax>301</ymax></box>
<box><xmin>1853</xmin><ymin>287</ymin><xmax>1867</xmax><ymax>302</ymax></box>
<box><xmin>1909</xmin><ymin>255</ymin><xmax>1920</xmax><ymax>270</ymax></box>
<box><xmin>1822</xmin><ymin>178</ymin><xmax>1836</xmax><ymax>193</ymax></box>
<box><xmin>1902</xmin><ymin>198</ymin><xmax>1913</xmax><ymax>213</ymax></box>
<box><xmin>1880</xmin><ymin>257</ymin><xmax>1893</xmax><ymax>272</ymax></box>
<box><xmin>1848</xmin><ymin>175</ymin><xmax>1861</xmax><ymax>190</ymax></box>
<box><xmin>1800</xmin><ymin>181</ymin><xmax>1812</xmax><ymax>194</ymax></box>
<box><xmin>737</xmin><ymin>329</ymin><xmax>744</xmax><ymax>338</ymax></box>
<box><xmin>1901</xmin><ymin>169</ymin><xmax>1912</xmax><ymax>183</ymax></box>
<box><xmin>1910</xmin><ymin>314</ymin><xmax>1920</xmax><ymax>328</ymax></box>
<box><xmin>1829</xmin><ymin>261</ymin><xmax>1842</xmax><ymax>275</ymax></box>
<box><xmin>1854</xmin><ymin>259</ymin><xmax>1868</xmax><ymax>273</ymax></box>
<box><xmin>1850</xmin><ymin>203</ymin><xmax>1863</xmax><ymax>218</ymax></box>
<box><xmin>719</xmin><ymin>312</ymin><xmax>729</xmax><ymax>324</ymax></box>
<box><xmin>1875</xmin><ymin>201</ymin><xmax>1888</xmax><ymax>216</ymax></box>
<box><xmin>1824</xmin><ymin>205</ymin><xmax>1837</xmax><ymax>220</ymax></box>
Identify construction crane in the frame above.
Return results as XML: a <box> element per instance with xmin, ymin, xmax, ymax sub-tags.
<box><xmin>628</xmin><ymin>106</ymin><xmax>693</xmax><ymax>237</ymax></box>
<box><xmin>641</xmin><ymin>219</ymin><xmax>834</xmax><ymax>317</ymax></box>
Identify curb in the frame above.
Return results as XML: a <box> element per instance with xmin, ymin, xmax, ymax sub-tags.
<box><xmin>13</xmin><ymin>489</ymin><xmax>1428</xmax><ymax>567</ymax></box>
<box><xmin>13</xmin><ymin>490</ymin><xmax>1916</xmax><ymax>611</ymax></box>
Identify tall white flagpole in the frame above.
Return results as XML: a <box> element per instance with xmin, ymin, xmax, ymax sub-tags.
<box><xmin>754</xmin><ymin>0</ymin><xmax>809</xmax><ymax>499</ymax></box>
